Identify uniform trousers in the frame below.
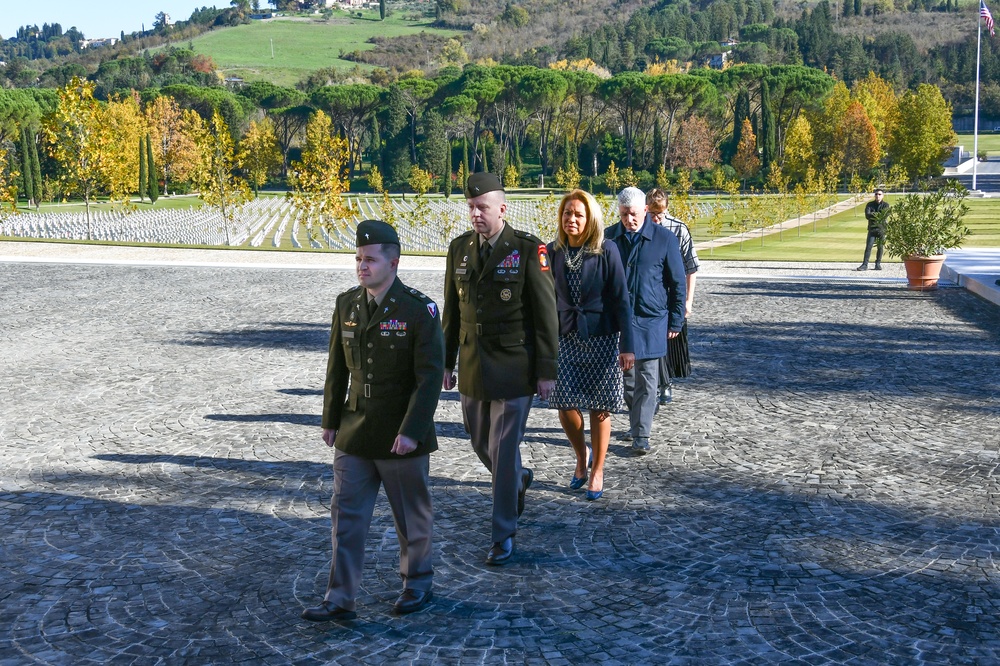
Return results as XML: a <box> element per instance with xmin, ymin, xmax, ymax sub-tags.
<box><xmin>460</xmin><ymin>394</ymin><xmax>532</xmax><ymax>543</ymax></box>
<box><xmin>324</xmin><ymin>450</ymin><xmax>433</xmax><ymax>611</ymax></box>
<box><xmin>623</xmin><ymin>357</ymin><xmax>659</xmax><ymax>439</ymax></box>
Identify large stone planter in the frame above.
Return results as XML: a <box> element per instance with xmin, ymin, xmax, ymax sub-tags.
<box><xmin>903</xmin><ymin>254</ymin><xmax>946</xmax><ymax>291</ymax></box>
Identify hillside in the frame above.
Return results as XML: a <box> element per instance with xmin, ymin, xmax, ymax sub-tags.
<box><xmin>170</xmin><ymin>13</ymin><xmax>460</xmax><ymax>88</ymax></box>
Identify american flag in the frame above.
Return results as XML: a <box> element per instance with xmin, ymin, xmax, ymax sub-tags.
<box><xmin>983</xmin><ymin>0</ymin><xmax>995</xmax><ymax>37</ymax></box>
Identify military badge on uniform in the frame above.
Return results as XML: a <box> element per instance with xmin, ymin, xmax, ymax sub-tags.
<box><xmin>499</xmin><ymin>250</ymin><xmax>520</xmax><ymax>269</ymax></box>
<box><xmin>380</xmin><ymin>320</ymin><xmax>408</xmax><ymax>332</ymax></box>
<box><xmin>345</xmin><ymin>311</ymin><xmax>358</xmax><ymax>327</ymax></box>
<box><xmin>500</xmin><ymin>288</ymin><xmax>512</xmax><ymax>301</ymax></box>
<box><xmin>538</xmin><ymin>244</ymin><xmax>550</xmax><ymax>271</ymax></box>
<box><xmin>427</xmin><ymin>302</ymin><xmax>438</xmax><ymax>318</ymax></box>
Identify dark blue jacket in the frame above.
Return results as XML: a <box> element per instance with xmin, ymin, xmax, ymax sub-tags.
<box><xmin>547</xmin><ymin>239</ymin><xmax>634</xmax><ymax>354</ymax></box>
<box><xmin>605</xmin><ymin>220</ymin><xmax>687</xmax><ymax>359</ymax></box>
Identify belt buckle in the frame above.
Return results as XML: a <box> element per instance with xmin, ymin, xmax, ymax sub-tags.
<box><xmin>364</xmin><ymin>384</ymin><xmax>371</xmax><ymax>398</ymax></box>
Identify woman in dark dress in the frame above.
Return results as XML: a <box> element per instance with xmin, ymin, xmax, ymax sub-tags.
<box><xmin>547</xmin><ymin>189</ymin><xmax>634</xmax><ymax>500</ymax></box>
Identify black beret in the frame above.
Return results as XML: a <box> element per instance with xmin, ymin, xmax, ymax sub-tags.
<box><xmin>356</xmin><ymin>219</ymin><xmax>399</xmax><ymax>247</ymax></box>
<box><xmin>465</xmin><ymin>172</ymin><xmax>504</xmax><ymax>198</ymax></box>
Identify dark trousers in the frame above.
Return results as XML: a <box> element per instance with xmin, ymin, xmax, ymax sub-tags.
<box><xmin>862</xmin><ymin>230</ymin><xmax>884</xmax><ymax>266</ymax></box>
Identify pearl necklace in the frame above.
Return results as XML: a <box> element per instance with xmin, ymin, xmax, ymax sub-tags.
<box><xmin>565</xmin><ymin>245</ymin><xmax>586</xmax><ymax>272</ymax></box>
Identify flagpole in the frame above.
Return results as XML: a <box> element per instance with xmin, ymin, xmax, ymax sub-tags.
<box><xmin>974</xmin><ymin>7</ymin><xmax>982</xmax><ymax>192</ymax></box>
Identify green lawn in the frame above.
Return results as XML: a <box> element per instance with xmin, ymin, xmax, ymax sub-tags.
<box><xmin>700</xmin><ymin>195</ymin><xmax>1000</xmax><ymax>261</ymax></box>
<box><xmin>14</xmin><ymin>194</ymin><xmax>213</xmax><ymax>214</ymax></box>
<box><xmin>956</xmin><ymin>132</ymin><xmax>1000</xmax><ymax>156</ymax></box>
<box><xmin>172</xmin><ymin>15</ymin><xmax>459</xmax><ymax>87</ymax></box>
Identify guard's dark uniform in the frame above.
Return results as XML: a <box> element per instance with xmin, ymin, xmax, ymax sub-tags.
<box><xmin>316</xmin><ymin>221</ymin><xmax>444</xmax><ymax>615</ymax></box>
<box><xmin>442</xmin><ymin>179</ymin><xmax>558</xmax><ymax>549</ymax></box>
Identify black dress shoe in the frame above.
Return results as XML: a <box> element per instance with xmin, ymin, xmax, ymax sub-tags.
<box><xmin>486</xmin><ymin>537</ymin><xmax>514</xmax><ymax>565</ymax></box>
<box><xmin>300</xmin><ymin>600</ymin><xmax>357</xmax><ymax>622</ymax></box>
<box><xmin>392</xmin><ymin>589</ymin><xmax>433</xmax><ymax>615</ymax></box>
<box><xmin>517</xmin><ymin>468</ymin><xmax>533</xmax><ymax>517</ymax></box>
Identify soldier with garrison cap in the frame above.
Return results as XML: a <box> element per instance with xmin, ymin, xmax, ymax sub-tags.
<box><xmin>301</xmin><ymin>219</ymin><xmax>444</xmax><ymax>622</ymax></box>
<box><xmin>442</xmin><ymin>172</ymin><xmax>559</xmax><ymax>566</ymax></box>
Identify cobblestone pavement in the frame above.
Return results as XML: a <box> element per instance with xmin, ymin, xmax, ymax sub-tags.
<box><xmin>2</xmin><ymin>262</ymin><xmax>1000</xmax><ymax>665</ymax></box>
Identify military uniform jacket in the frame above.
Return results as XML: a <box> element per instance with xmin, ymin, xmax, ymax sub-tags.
<box><xmin>442</xmin><ymin>222</ymin><xmax>559</xmax><ymax>401</ymax></box>
<box><xmin>322</xmin><ymin>277</ymin><xmax>444</xmax><ymax>459</ymax></box>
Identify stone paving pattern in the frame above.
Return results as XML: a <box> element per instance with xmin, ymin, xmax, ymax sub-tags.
<box><xmin>1</xmin><ymin>262</ymin><xmax>999</xmax><ymax>665</ymax></box>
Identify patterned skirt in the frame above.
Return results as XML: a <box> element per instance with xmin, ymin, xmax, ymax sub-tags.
<box><xmin>548</xmin><ymin>332</ymin><xmax>624</xmax><ymax>412</ymax></box>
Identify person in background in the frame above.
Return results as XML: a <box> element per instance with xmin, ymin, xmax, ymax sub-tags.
<box><xmin>605</xmin><ymin>187</ymin><xmax>686</xmax><ymax>454</ymax></box>
<box><xmin>645</xmin><ymin>188</ymin><xmax>699</xmax><ymax>405</ymax></box>
<box><xmin>547</xmin><ymin>189</ymin><xmax>634</xmax><ymax>501</ymax></box>
<box><xmin>301</xmin><ymin>220</ymin><xmax>444</xmax><ymax>622</ymax></box>
<box><xmin>441</xmin><ymin>172</ymin><xmax>559</xmax><ymax>565</ymax></box>
<box><xmin>858</xmin><ymin>187</ymin><xmax>890</xmax><ymax>271</ymax></box>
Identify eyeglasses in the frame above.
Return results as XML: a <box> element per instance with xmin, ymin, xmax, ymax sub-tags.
<box><xmin>650</xmin><ymin>212</ymin><xmax>666</xmax><ymax>222</ymax></box>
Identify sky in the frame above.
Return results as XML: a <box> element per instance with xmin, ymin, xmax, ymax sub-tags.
<box><xmin>0</xmin><ymin>1</ymin><xmax>216</xmax><ymax>41</ymax></box>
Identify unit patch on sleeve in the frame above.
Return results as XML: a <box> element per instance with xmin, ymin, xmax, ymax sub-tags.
<box><xmin>537</xmin><ymin>244</ymin><xmax>550</xmax><ymax>271</ymax></box>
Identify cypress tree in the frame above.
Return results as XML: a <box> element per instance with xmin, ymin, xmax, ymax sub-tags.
<box><xmin>444</xmin><ymin>138</ymin><xmax>452</xmax><ymax>199</ymax></box>
<box><xmin>379</xmin><ymin>0</ymin><xmax>386</xmax><ymax>20</ymax></box>
<box><xmin>138</xmin><ymin>135</ymin><xmax>148</xmax><ymax>202</ymax></box>
<box><xmin>652</xmin><ymin>117</ymin><xmax>663</xmax><ymax>170</ymax></box>
<box><xmin>760</xmin><ymin>80</ymin><xmax>777</xmax><ymax>173</ymax></box>
<box><xmin>146</xmin><ymin>136</ymin><xmax>160</xmax><ymax>202</ymax></box>
<box><xmin>19</xmin><ymin>128</ymin><xmax>34</xmax><ymax>206</ymax></box>
<box><xmin>29</xmin><ymin>132</ymin><xmax>42</xmax><ymax>209</ymax></box>
<box><xmin>462</xmin><ymin>136</ymin><xmax>469</xmax><ymax>177</ymax></box>
<box><xmin>854</xmin><ymin>0</ymin><xmax>862</xmax><ymax>15</ymax></box>
<box><xmin>728</xmin><ymin>88</ymin><xmax>751</xmax><ymax>162</ymax></box>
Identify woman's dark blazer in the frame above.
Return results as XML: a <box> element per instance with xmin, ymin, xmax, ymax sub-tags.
<box><xmin>547</xmin><ymin>238</ymin><xmax>634</xmax><ymax>355</ymax></box>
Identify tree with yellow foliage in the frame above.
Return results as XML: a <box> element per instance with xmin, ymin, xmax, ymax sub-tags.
<box><xmin>0</xmin><ymin>145</ymin><xmax>18</xmax><ymax>228</ymax></box>
<box><xmin>238</xmin><ymin>117</ymin><xmax>281</xmax><ymax>197</ymax></box>
<box><xmin>288</xmin><ymin>110</ymin><xmax>350</xmax><ymax>240</ymax></box>
<box><xmin>42</xmin><ymin>77</ymin><xmax>117</xmax><ymax>239</ymax></box>
<box><xmin>146</xmin><ymin>96</ymin><xmax>203</xmax><ymax>195</ymax></box>
<box><xmin>841</xmin><ymin>101</ymin><xmax>880</xmax><ymax>178</ymax></box>
<box><xmin>782</xmin><ymin>115</ymin><xmax>815</xmax><ymax>183</ymax></box>
<box><xmin>851</xmin><ymin>72</ymin><xmax>898</xmax><ymax>162</ymax></box>
<box><xmin>193</xmin><ymin>110</ymin><xmax>251</xmax><ymax>246</ymax></box>
<box><xmin>101</xmin><ymin>92</ymin><xmax>146</xmax><ymax>206</ymax></box>
<box><xmin>731</xmin><ymin>118</ymin><xmax>760</xmax><ymax>185</ymax></box>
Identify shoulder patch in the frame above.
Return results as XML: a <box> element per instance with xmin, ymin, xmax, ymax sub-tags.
<box><xmin>537</xmin><ymin>244</ymin><xmax>550</xmax><ymax>271</ymax></box>
<box><xmin>426</xmin><ymin>302</ymin><xmax>439</xmax><ymax>318</ymax></box>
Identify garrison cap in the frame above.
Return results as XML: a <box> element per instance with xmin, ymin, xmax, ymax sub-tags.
<box><xmin>465</xmin><ymin>172</ymin><xmax>504</xmax><ymax>198</ymax></box>
<box><xmin>356</xmin><ymin>219</ymin><xmax>399</xmax><ymax>247</ymax></box>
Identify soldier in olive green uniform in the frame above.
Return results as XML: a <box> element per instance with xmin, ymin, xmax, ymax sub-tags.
<box><xmin>442</xmin><ymin>173</ymin><xmax>559</xmax><ymax>566</ymax></box>
<box><xmin>301</xmin><ymin>220</ymin><xmax>444</xmax><ymax>622</ymax></box>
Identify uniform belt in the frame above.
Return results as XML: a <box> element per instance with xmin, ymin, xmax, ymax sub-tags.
<box><xmin>462</xmin><ymin>320</ymin><xmax>525</xmax><ymax>337</ymax></box>
<box><xmin>350</xmin><ymin>383</ymin><xmax>395</xmax><ymax>399</ymax></box>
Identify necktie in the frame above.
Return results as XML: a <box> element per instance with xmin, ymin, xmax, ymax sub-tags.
<box><xmin>480</xmin><ymin>239</ymin><xmax>492</xmax><ymax>263</ymax></box>
<box><xmin>368</xmin><ymin>298</ymin><xmax>378</xmax><ymax>319</ymax></box>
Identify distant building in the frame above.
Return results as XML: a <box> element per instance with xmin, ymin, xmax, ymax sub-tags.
<box><xmin>720</xmin><ymin>37</ymin><xmax>739</xmax><ymax>48</ymax></box>
<box><xmin>708</xmin><ymin>51</ymin><xmax>731</xmax><ymax>69</ymax></box>
<box><xmin>79</xmin><ymin>37</ymin><xmax>119</xmax><ymax>49</ymax></box>
<box><xmin>250</xmin><ymin>11</ymin><xmax>274</xmax><ymax>19</ymax></box>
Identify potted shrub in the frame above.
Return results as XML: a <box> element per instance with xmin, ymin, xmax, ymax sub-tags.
<box><xmin>882</xmin><ymin>181</ymin><xmax>972</xmax><ymax>291</ymax></box>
